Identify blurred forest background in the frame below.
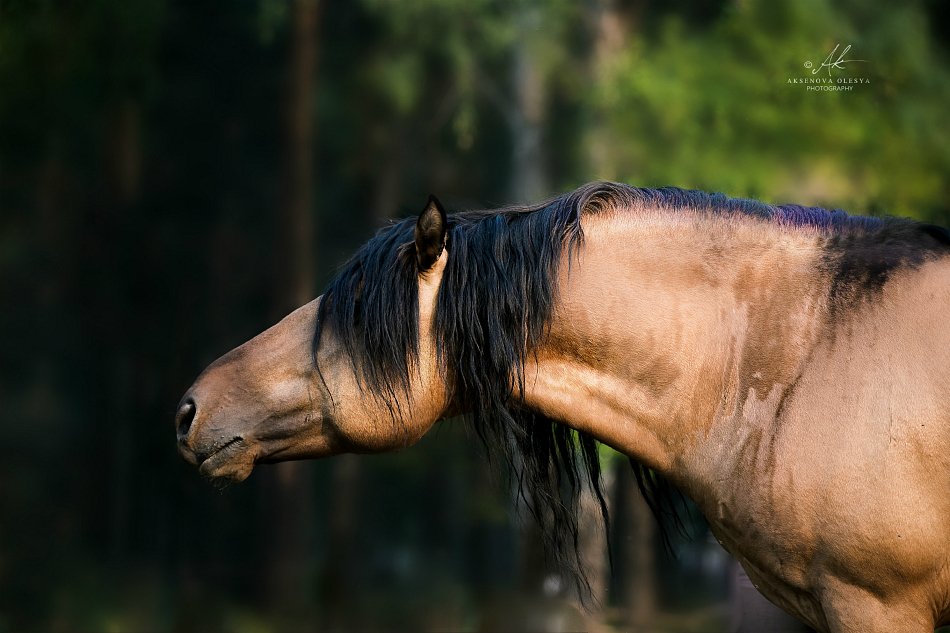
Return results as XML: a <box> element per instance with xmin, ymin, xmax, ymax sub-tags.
<box><xmin>1</xmin><ymin>0</ymin><xmax>949</xmax><ymax>631</ymax></box>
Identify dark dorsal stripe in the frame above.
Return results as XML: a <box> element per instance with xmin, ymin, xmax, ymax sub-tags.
<box><xmin>821</xmin><ymin>219</ymin><xmax>950</xmax><ymax>318</ymax></box>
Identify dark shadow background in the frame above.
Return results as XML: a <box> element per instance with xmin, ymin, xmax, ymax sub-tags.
<box><xmin>1</xmin><ymin>0</ymin><xmax>948</xmax><ymax>631</ymax></box>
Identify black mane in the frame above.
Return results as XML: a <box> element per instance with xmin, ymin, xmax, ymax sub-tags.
<box><xmin>314</xmin><ymin>183</ymin><xmax>620</xmax><ymax>596</ymax></box>
<box><xmin>313</xmin><ymin>181</ymin><xmax>948</xmax><ymax>594</ymax></box>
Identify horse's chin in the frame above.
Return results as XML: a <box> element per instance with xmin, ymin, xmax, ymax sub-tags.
<box><xmin>196</xmin><ymin>438</ymin><xmax>258</xmax><ymax>482</ymax></box>
<box><xmin>199</xmin><ymin>458</ymin><xmax>255</xmax><ymax>482</ymax></box>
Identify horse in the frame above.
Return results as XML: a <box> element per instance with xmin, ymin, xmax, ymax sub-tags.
<box><xmin>176</xmin><ymin>182</ymin><xmax>950</xmax><ymax>632</ymax></box>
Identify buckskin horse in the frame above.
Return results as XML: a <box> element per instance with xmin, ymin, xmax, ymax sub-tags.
<box><xmin>176</xmin><ymin>182</ymin><xmax>950</xmax><ymax>632</ymax></box>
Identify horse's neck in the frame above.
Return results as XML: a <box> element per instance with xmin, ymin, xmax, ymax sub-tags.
<box><xmin>522</xmin><ymin>211</ymin><xmax>830</xmax><ymax>491</ymax></box>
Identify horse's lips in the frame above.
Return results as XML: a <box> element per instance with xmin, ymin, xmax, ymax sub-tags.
<box><xmin>197</xmin><ymin>437</ymin><xmax>250</xmax><ymax>478</ymax></box>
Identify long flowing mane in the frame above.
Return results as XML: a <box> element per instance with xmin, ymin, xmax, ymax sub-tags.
<box><xmin>313</xmin><ymin>181</ymin><xmax>950</xmax><ymax>594</ymax></box>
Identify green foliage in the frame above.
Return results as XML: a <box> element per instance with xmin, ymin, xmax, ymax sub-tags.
<box><xmin>587</xmin><ymin>0</ymin><xmax>950</xmax><ymax>218</ymax></box>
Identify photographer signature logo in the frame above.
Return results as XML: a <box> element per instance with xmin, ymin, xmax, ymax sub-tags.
<box><xmin>804</xmin><ymin>44</ymin><xmax>866</xmax><ymax>75</ymax></box>
<box><xmin>787</xmin><ymin>43</ymin><xmax>871</xmax><ymax>92</ymax></box>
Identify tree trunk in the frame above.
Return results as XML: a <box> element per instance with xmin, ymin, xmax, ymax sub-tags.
<box><xmin>610</xmin><ymin>459</ymin><xmax>656</xmax><ymax>627</ymax></box>
<box><xmin>103</xmin><ymin>99</ymin><xmax>141</xmax><ymax>568</ymax></box>
<box><xmin>370</xmin><ymin>135</ymin><xmax>404</xmax><ymax>225</ymax></box>
<box><xmin>278</xmin><ymin>0</ymin><xmax>318</xmax><ymax>310</ymax></box>
<box><xmin>264</xmin><ymin>0</ymin><xmax>320</xmax><ymax>620</ymax></box>
<box><xmin>577</xmin><ymin>471</ymin><xmax>611</xmax><ymax>613</ymax></box>
<box><xmin>587</xmin><ymin>0</ymin><xmax>643</xmax><ymax>178</ymax></box>
<box><xmin>509</xmin><ymin>8</ymin><xmax>546</xmax><ymax>204</ymax></box>
<box><xmin>319</xmin><ymin>453</ymin><xmax>363</xmax><ymax>631</ymax></box>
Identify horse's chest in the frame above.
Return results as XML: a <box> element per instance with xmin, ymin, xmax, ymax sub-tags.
<box><xmin>694</xmin><ymin>420</ymin><xmax>824</xmax><ymax>624</ymax></box>
<box><xmin>704</xmin><ymin>482</ymin><xmax>813</xmax><ymax>583</ymax></box>
<box><xmin>704</xmin><ymin>492</ymin><xmax>824</xmax><ymax>628</ymax></box>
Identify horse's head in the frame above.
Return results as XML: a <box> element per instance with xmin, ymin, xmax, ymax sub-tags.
<box><xmin>175</xmin><ymin>197</ymin><xmax>450</xmax><ymax>481</ymax></box>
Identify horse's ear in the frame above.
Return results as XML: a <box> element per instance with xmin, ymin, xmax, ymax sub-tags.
<box><xmin>415</xmin><ymin>194</ymin><xmax>447</xmax><ymax>271</ymax></box>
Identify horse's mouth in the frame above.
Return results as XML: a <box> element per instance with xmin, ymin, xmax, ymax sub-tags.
<box><xmin>196</xmin><ymin>437</ymin><xmax>254</xmax><ymax>481</ymax></box>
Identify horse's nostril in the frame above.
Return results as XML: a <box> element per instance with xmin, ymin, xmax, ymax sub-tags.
<box><xmin>176</xmin><ymin>398</ymin><xmax>197</xmax><ymax>440</ymax></box>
